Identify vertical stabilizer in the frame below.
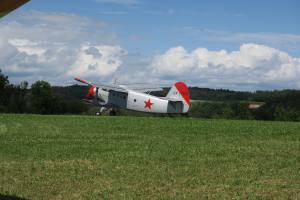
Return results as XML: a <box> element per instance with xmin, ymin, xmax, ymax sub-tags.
<box><xmin>166</xmin><ymin>82</ymin><xmax>190</xmax><ymax>113</ymax></box>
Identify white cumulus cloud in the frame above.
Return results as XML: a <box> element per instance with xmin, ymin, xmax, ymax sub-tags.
<box><xmin>150</xmin><ymin>44</ymin><xmax>300</xmax><ymax>90</ymax></box>
<box><xmin>0</xmin><ymin>11</ymin><xmax>122</xmax><ymax>85</ymax></box>
<box><xmin>67</xmin><ymin>45</ymin><xmax>127</xmax><ymax>77</ymax></box>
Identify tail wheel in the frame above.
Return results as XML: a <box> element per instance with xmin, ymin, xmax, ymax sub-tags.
<box><xmin>109</xmin><ymin>109</ymin><xmax>117</xmax><ymax>116</ymax></box>
<box><xmin>95</xmin><ymin>112</ymin><xmax>101</xmax><ymax>116</ymax></box>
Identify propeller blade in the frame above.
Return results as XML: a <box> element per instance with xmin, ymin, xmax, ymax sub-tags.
<box><xmin>74</xmin><ymin>77</ymin><xmax>94</xmax><ymax>86</ymax></box>
<box><xmin>74</xmin><ymin>77</ymin><xmax>97</xmax><ymax>98</ymax></box>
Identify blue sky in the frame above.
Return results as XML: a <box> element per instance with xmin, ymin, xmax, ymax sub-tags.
<box><xmin>20</xmin><ymin>0</ymin><xmax>300</xmax><ymax>55</ymax></box>
<box><xmin>0</xmin><ymin>0</ymin><xmax>300</xmax><ymax>90</ymax></box>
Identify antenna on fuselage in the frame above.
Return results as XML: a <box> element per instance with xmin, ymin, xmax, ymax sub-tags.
<box><xmin>113</xmin><ymin>78</ymin><xmax>118</xmax><ymax>85</ymax></box>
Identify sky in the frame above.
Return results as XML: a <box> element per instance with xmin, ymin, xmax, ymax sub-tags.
<box><xmin>0</xmin><ymin>0</ymin><xmax>299</xmax><ymax>90</ymax></box>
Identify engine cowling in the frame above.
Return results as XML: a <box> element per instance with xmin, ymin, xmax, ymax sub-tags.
<box><xmin>87</xmin><ymin>86</ymin><xmax>97</xmax><ymax>98</ymax></box>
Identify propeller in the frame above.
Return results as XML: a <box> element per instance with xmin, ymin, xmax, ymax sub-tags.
<box><xmin>74</xmin><ymin>77</ymin><xmax>97</xmax><ymax>99</ymax></box>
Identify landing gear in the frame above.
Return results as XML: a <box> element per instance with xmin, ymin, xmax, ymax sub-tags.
<box><xmin>95</xmin><ymin>107</ymin><xmax>108</xmax><ymax>116</ymax></box>
<box><xmin>95</xmin><ymin>107</ymin><xmax>117</xmax><ymax>116</ymax></box>
<box><xmin>100</xmin><ymin>107</ymin><xmax>107</xmax><ymax>114</ymax></box>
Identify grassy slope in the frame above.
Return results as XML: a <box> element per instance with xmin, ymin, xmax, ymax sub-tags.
<box><xmin>0</xmin><ymin>114</ymin><xmax>299</xmax><ymax>199</ymax></box>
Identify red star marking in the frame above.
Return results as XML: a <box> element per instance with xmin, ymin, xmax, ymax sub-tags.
<box><xmin>144</xmin><ymin>99</ymin><xmax>153</xmax><ymax>110</ymax></box>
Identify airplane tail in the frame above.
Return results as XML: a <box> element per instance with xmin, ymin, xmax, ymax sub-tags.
<box><xmin>166</xmin><ymin>82</ymin><xmax>190</xmax><ymax>113</ymax></box>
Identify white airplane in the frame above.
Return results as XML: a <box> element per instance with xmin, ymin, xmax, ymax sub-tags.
<box><xmin>74</xmin><ymin>77</ymin><xmax>190</xmax><ymax>115</ymax></box>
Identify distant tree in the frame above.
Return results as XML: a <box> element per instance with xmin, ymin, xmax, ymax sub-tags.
<box><xmin>31</xmin><ymin>81</ymin><xmax>54</xmax><ymax>114</ymax></box>
<box><xmin>221</xmin><ymin>105</ymin><xmax>235</xmax><ymax>119</ymax></box>
<box><xmin>30</xmin><ymin>81</ymin><xmax>88</xmax><ymax>115</ymax></box>
<box><xmin>0</xmin><ymin>69</ymin><xmax>12</xmax><ymax>112</ymax></box>
<box><xmin>231</xmin><ymin>102</ymin><xmax>255</xmax><ymax>120</ymax></box>
<box><xmin>0</xmin><ymin>69</ymin><xmax>9</xmax><ymax>90</ymax></box>
<box><xmin>7</xmin><ymin>81</ymin><xmax>29</xmax><ymax>113</ymax></box>
<box><xmin>274</xmin><ymin>106</ymin><xmax>291</xmax><ymax>121</ymax></box>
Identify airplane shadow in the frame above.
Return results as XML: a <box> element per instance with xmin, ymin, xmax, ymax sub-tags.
<box><xmin>0</xmin><ymin>194</ymin><xmax>28</xmax><ymax>200</ymax></box>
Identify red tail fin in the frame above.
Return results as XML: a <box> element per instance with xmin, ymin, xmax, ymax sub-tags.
<box><xmin>175</xmin><ymin>82</ymin><xmax>190</xmax><ymax>105</ymax></box>
<box><xmin>166</xmin><ymin>82</ymin><xmax>190</xmax><ymax>113</ymax></box>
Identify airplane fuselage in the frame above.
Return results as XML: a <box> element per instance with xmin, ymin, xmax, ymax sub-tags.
<box><xmin>75</xmin><ymin>77</ymin><xmax>190</xmax><ymax>115</ymax></box>
<box><xmin>97</xmin><ymin>89</ymin><xmax>186</xmax><ymax>114</ymax></box>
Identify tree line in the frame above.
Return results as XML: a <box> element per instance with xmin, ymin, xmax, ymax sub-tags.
<box><xmin>0</xmin><ymin>70</ymin><xmax>88</xmax><ymax>115</ymax></box>
<box><xmin>188</xmin><ymin>88</ymin><xmax>300</xmax><ymax>121</ymax></box>
<box><xmin>1</xmin><ymin>69</ymin><xmax>300</xmax><ymax>121</ymax></box>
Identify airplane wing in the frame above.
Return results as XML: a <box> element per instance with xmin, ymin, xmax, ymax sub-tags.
<box><xmin>120</xmin><ymin>85</ymin><xmax>164</xmax><ymax>93</ymax></box>
<box><xmin>0</xmin><ymin>0</ymin><xmax>30</xmax><ymax>19</ymax></box>
<box><xmin>75</xmin><ymin>77</ymin><xmax>128</xmax><ymax>93</ymax></box>
<box><xmin>75</xmin><ymin>77</ymin><xmax>163</xmax><ymax>93</ymax></box>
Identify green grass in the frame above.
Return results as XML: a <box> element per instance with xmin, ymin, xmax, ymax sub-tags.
<box><xmin>0</xmin><ymin>114</ymin><xmax>300</xmax><ymax>199</ymax></box>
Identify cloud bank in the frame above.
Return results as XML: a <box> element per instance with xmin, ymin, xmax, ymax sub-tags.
<box><xmin>150</xmin><ymin>44</ymin><xmax>300</xmax><ymax>90</ymax></box>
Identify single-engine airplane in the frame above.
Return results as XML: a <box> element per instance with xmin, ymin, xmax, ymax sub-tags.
<box><xmin>0</xmin><ymin>0</ymin><xmax>30</xmax><ymax>19</ymax></box>
<box><xmin>75</xmin><ymin>77</ymin><xmax>190</xmax><ymax>115</ymax></box>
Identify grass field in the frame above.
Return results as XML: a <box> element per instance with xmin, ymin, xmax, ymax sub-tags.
<box><xmin>0</xmin><ymin>114</ymin><xmax>300</xmax><ymax>199</ymax></box>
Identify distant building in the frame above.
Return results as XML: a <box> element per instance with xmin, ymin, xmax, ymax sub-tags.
<box><xmin>248</xmin><ymin>102</ymin><xmax>264</xmax><ymax>110</ymax></box>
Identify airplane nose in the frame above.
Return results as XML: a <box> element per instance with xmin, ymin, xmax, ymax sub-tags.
<box><xmin>87</xmin><ymin>86</ymin><xmax>96</xmax><ymax>98</ymax></box>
